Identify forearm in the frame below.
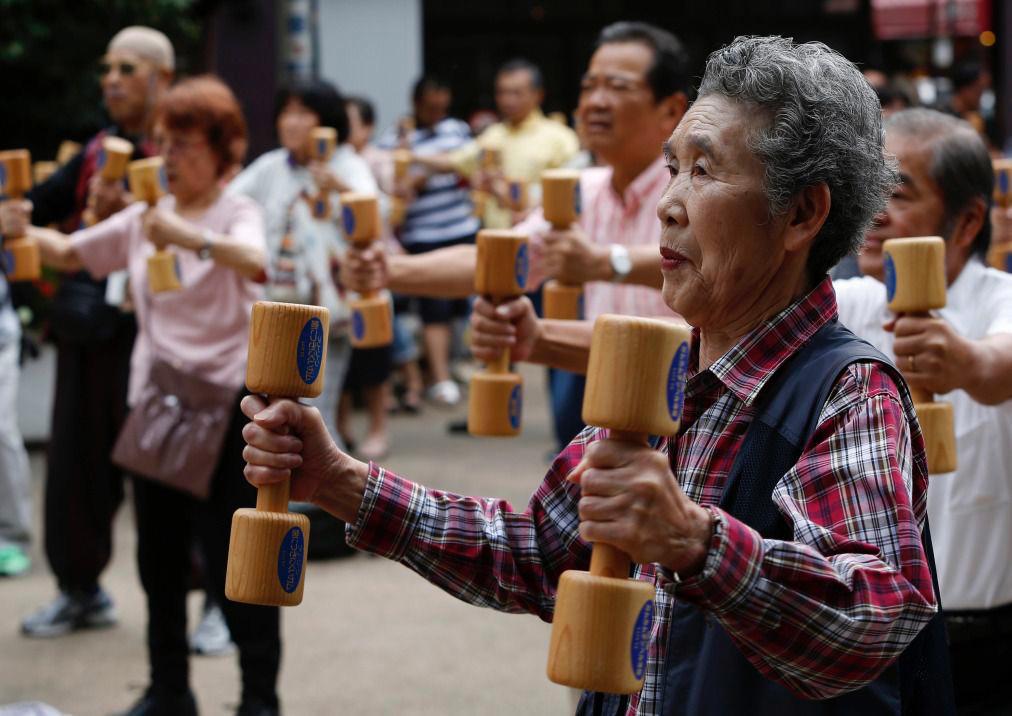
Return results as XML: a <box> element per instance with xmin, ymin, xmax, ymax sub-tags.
<box><xmin>413</xmin><ymin>153</ymin><xmax>459</xmax><ymax>175</ymax></box>
<box><xmin>387</xmin><ymin>244</ymin><xmax>476</xmax><ymax>297</ymax></box>
<box><xmin>527</xmin><ymin>319</ymin><xmax>593</xmax><ymax>373</ymax></box>
<box><xmin>963</xmin><ymin>334</ymin><xmax>1012</xmax><ymax>404</ymax></box>
<box><xmin>27</xmin><ymin>226</ymin><xmax>84</xmax><ymax>272</ymax></box>
<box><xmin>311</xmin><ymin>457</ymin><xmax>369</xmax><ymax>524</ymax></box>
<box><xmin>175</xmin><ymin>227</ymin><xmax>267</xmax><ymax>281</ymax></box>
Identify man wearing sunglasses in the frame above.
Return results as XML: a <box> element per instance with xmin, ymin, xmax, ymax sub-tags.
<box><xmin>9</xmin><ymin>26</ymin><xmax>174</xmax><ymax>640</ymax></box>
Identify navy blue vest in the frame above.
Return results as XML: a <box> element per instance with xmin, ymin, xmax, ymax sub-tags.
<box><xmin>577</xmin><ymin>319</ymin><xmax>955</xmax><ymax>716</ymax></box>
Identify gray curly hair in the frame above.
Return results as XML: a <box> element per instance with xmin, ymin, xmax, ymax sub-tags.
<box><xmin>697</xmin><ymin>36</ymin><xmax>897</xmax><ymax>283</ymax></box>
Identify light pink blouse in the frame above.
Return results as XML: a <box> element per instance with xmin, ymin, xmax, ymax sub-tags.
<box><xmin>72</xmin><ymin>193</ymin><xmax>266</xmax><ymax>405</ymax></box>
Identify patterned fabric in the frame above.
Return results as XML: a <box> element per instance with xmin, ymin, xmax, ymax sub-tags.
<box><xmin>376</xmin><ymin>117</ymin><xmax>480</xmax><ymax>247</ymax></box>
<box><xmin>346</xmin><ymin>278</ymin><xmax>936</xmax><ymax>713</ymax></box>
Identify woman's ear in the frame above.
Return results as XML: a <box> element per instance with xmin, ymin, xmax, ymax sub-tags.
<box><xmin>784</xmin><ymin>182</ymin><xmax>831</xmax><ymax>253</ymax></box>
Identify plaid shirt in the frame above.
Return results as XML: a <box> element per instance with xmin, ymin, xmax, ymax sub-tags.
<box><xmin>346</xmin><ymin>278</ymin><xmax>936</xmax><ymax>713</ymax></box>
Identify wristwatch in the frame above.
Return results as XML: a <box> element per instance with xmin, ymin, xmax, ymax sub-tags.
<box><xmin>197</xmin><ymin>228</ymin><xmax>215</xmax><ymax>260</ymax></box>
<box><xmin>609</xmin><ymin>244</ymin><xmax>631</xmax><ymax>282</ymax></box>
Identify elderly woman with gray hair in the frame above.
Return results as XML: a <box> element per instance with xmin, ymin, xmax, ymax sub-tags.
<box><xmin>239</xmin><ymin>36</ymin><xmax>950</xmax><ymax>714</ymax></box>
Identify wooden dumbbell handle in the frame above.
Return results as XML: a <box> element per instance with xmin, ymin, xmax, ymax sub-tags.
<box><xmin>902</xmin><ymin>311</ymin><xmax>933</xmax><ymax>404</ymax></box>
<box><xmin>586</xmin><ymin>429</ymin><xmax>643</xmax><ymax>579</ymax></box>
<box><xmin>255</xmin><ymin>412</ymin><xmax>292</xmax><ymax>512</ymax></box>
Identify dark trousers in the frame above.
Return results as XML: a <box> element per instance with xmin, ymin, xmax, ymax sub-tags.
<box><xmin>548</xmin><ymin>368</ymin><xmax>587</xmax><ymax>451</ymax></box>
<box><xmin>946</xmin><ymin>604</ymin><xmax>1012</xmax><ymax>714</ymax></box>
<box><xmin>132</xmin><ymin>398</ymin><xmax>280</xmax><ymax>703</ymax></box>
<box><xmin>44</xmin><ymin>316</ymin><xmax>135</xmax><ymax>593</ymax></box>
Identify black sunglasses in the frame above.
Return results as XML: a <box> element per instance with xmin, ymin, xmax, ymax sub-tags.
<box><xmin>98</xmin><ymin>61</ymin><xmax>138</xmax><ymax>77</ymax></box>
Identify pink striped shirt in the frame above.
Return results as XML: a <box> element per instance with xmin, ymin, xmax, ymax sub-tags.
<box><xmin>520</xmin><ymin>156</ymin><xmax>675</xmax><ymax>321</ymax></box>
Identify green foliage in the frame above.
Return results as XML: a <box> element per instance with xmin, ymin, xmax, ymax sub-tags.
<box><xmin>0</xmin><ymin>0</ymin><xmax>202</xmax><ymax>161</ymax></box>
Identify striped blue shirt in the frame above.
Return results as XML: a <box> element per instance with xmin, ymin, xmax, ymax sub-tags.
<box><xmin>378</xmin><ymin>117</ymin><xmax>480</xmax><ymax>247</ymax></box>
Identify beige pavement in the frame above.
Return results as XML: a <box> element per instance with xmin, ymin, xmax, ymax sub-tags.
<box><xmin>0</xmin><ymin>364</ymin><xmax>576</xmax><ymax>715</ymax></box>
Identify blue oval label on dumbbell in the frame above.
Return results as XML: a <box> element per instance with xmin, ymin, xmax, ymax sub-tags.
<box><xmin>3</xmin><ymin>250</ymin><xmax>15</xmax><ymax>272</ymax></box>
<box><xmin>884</xmin><ymin>252</ymin><xmax>897</xmax><ymax>302</ymax></box>
<box><xmin>666</xmin><ymin>341</ymin><xmax>690</xmax><ymax>421</ymax></box>
<box><xmin>0</xmin><ymin>163</ymin><xmax>7</xmax><ymax>194</ymax></box>
<box><xmin>1005</xmin><ymin>252</ymin><xmax>1012</xmax><ymax>273</ymax></box>
<box><xmin>96</xmin><ymin>149</ymin><xmax>107</xmax><ymax>170</ymax></box>
<box><xmin>173</xmin><ymin>254</ymin><xmax>182</xmax><ymax>281</ymax></box>
<box><xmin>573</xmin><ymin>182</ymin><xmax>582</xmax><ymax>217</ymax></box>
<box><xmin>315</xmin><ymin>199</ymin><xmax>327</xmax><ymax>218</ymax></box>
<box><xmin>277</xmin><ymin>526</ymin><xmax>305</xmax><ymax>594</ymax></box>
<box><xmin>342</xmin><ymin>205</ymin><xmax>355</xmax><ymax>234</ymax></box>
<box><xmin>508</xmin><ymin>384</ymin><xmax>522</xmax><ymax>430</ymax></box>
<box><xmin>629</xmin><ymin>600</ymin><xmax>654</xmax><ymax>680</ymax></box>
<box><xmin>514</xmin><ymin>243</ymin><xmax>529</xmax><ymax>291</ymax></box>
<box><xmin>157</xmin><ymin>165</ymin><xmax>168</xmax><ymax>192</ymax></box>
<box><xmin>317</xmin><ymin>138</ymin><xmax>328</xmax><ymax>158</ymax></box>
<box><xmin>509</xmin><ymin>182</ymin><xmax>521</xmax><ymax>204</ymax></box>
<box><xmin>577</xmin><ymin>293</ymin><xmax>585</xmax><ymax>320</ymax></box>
<box><xmin>297</xmin><ymin>316</ymin><xmax>324</xmax><ymax>384</ymax></box>
<box><xmin>1001</xmin><ymin>169</ymin><xmax>1009</xmax><ymax>195</ymax></box>
<box><xmin>352</xmin><ymin>309</ymin><xmax>365</xmax><ymax>341</ymax></box>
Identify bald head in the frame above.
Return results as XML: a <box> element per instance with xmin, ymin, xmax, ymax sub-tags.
<box><xmin>108</xmin><ymin>26</ymin><xmax>175</xmax><ymax>72</ymax></box>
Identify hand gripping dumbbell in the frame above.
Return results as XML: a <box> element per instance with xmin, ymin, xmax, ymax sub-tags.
<box><xmin>467</xmin><ymin>229</ymin><xmax>528</xmax><ymax>436</ymax></box>
<box><xmin>340</xmin><ymin>192</ymin><xmax>393</xmax><ymax>348</ymax></box>
<box><xmin>541</xmin><ymin>169</ymin><xmax>583</xmax><ymax>320</ymax></box>
<box><xmin>83</xmin><ymin>136</ymin><xmax>134</xmax><ymax>226</ymax></box>
<box><xmin>882</xmin><ymin>236</ymin><xmax>957</xmax><ymax>473</ymax></box>
<box><xmin>0</xmin><ymin>149</ymin><xmax>40</xmax><ymax>282</ymax></box>
<box><xmin>225</xmin><ymin>301</ymin><xmax>330</xmax><ymax>606</ymax></box>
<box><xmin>309</xmin><ymin>127</ymin><xmax>337</xmax><ymax>219</ymax></box>
<box><xmin>547</xmin><ymin>314</ymin><xmax>692</xmax><ymax>694</ymax></box>
<box><xmin>129</xmin><ymin>157</ymin><xmax>181</xmax><ymax>293</ymax></box>
<box><xmin>988</xmin><ymin>158</ymin><xmax>1012</xmax><ymax>271</ymax></box>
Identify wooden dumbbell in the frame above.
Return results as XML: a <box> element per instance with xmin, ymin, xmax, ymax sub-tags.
<box><xmin>56</xmin><ymin>140</ymin><xmax>81</xmax><ymax>166</ymax></box>
<box><xmin>390</xmin><ymin>149</ymin><xmax>411</xmax><ymax>227</ymax></box>
<box><xmin>33</xmin><ymin>161</ymin><xmax>58</xmax><ymax>185</ymax></box>
<box><xmin>0</xmin><ymin>149</ymin><xmax>41</xmax><ymax>282</ymax></box>
<box><xmin>341</xmin><ymin>193</ymin><xmax>393</xmax><ymax>348</ymax></box>
<box><xmin>547</xmin><ymin>314</ymin><xmax>692</xmax><ymax>694</ymax></box>
<box><xmin>83</xmin><ymin>136</ymin><xmax>134</xmax><ymax>227</ymax></box>
<box><xmin>882</xmin><ymin>237</ymin><xmax>957</xmax><ymax>473</ymax></box>
<box><xmin>129</xmin><ymin>157</ymin><xmax>181</xmax><ymax>293</ymax></box>
<box><xmin>472</xmin><ymin>147</ymin><xmax>503</xmax><ymax>218</ymax></box>
<box><xmin>467</xmin><ymin>230</ymin><xmax>528</xmax><ymax>436</ymax></box>
<box><xmin>226</xmin><ymin>301</ymin><xmax>330</xmax><ymax>606</ymax></box>
<box><xmin>988</xmin><ymin>158</ymin><xmax>1012</xmax><ymax>271</ymax></box>
<box><xmin>541</xmin><ymin>169</ymin><xmax>583</xmax><ymax>320</ymax></box>
<box><xmin>309</xmin><ymin>127</ymin><xmax>337</xmax><ymax>219</ymax></box>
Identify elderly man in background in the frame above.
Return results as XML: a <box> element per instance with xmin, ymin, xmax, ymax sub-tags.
<box><xmin>244</xmin><ymin>36</ymin><xmax>951</xmax><ymax>713</ymax></box>
<box><xmin>5</xmin><ymin>27</ymin><xmax>174</xmax><ymax>639</ymax></box>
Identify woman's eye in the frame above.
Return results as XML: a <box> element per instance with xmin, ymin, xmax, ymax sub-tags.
<box><xmin>667</xmin><ymin>164</ymin><xmax>678</xmax><ymax>178</ymax></box>
<box><xmin>692</xmin><ymin>163</ymin><xmax>707</xmax><ymax>177</ymax></box>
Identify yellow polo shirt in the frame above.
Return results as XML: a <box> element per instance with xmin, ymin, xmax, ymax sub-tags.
<box><xmin>452</xmin><ymin>110</ymin><xmax>580</xmax><ymax>227</ymax></box>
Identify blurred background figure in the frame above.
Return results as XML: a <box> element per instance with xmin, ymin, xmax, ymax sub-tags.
<box><xmin>12</xmin><ymin>26</ymin><xmax>173</xmax><ymax>641</ymax></box>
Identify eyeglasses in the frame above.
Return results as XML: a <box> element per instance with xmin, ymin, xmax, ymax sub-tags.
<box><xmin>154</xmin><ymin>136</ymin><xmax>209</xmax><ymax>155</ymax></box>
<box><xmin>98</xmin><ymin>61</ymin><xmax>138</xmax><ymax>77</ymax></box>
<box><xmin>579</xmin><ymin>74</ymin><xmax>649</xmax><ymax>97</ymax></box>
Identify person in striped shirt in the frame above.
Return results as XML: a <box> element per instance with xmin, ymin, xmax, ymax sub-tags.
<box><xmin>242</xmin><ymin>36</ymin><xmax>945</xmax><ymax>713</ymax></box>
<box><xmin>375</xmin><ymin>75</ymin><xmax>480</xmax><ymax>407</ymax></box>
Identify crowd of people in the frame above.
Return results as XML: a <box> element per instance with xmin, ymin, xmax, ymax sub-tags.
<box><xmin>1</xmin><ymin>16</ymin><xmax>1011</xmax><ymax>716</ymax></box>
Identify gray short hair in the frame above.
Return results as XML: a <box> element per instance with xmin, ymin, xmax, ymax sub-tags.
<box><xmin>697</xmin><ymin>36</ymin><xmax>896</xmax><ymax>283</ymax></box>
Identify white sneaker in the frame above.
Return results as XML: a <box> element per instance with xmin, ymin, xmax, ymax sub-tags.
<box><xmin>426</xmin><ymin>380</ymin><xmax>461</xmax><ymax>407</ymax></box>
<box><xmin>190</xmin><ymin>602</ymin><xmax>236</xmax><ymax>656</ymax></box>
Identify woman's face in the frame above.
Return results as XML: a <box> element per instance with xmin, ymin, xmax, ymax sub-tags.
<box><xmin>656</xmin><ymin>94</ymin><xmax>792</xmax><ymax>331</ymax></box>
<box><xmin>277</xmin><ymin>98</ymin><xmax>321</xmax><ymax>161</ymax></box>
<box><xmin>154</xmin><ymin>124</ymin><xmax>220</xmax><ymax>202</ymax></box>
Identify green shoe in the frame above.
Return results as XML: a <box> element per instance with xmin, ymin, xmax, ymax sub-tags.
<box><xmin>0</xmin><ymin>545</ymin><xmax>30</xmax><ymax>577</ymax></box>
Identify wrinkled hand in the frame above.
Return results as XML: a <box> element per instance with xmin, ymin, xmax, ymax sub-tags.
<box><xmin>568</xmin><ymin>438</ymin><xmax>712</xmax><ymax>575</ymax></box>
<box><xmin>469</xmin><ymin>295</ymin><xmax>540</xmax><ymax>363</ymax></box>
<box><xmin>142</xmin><ymin>207</ymin><xmax>198</xmax><ymax>250</ymax></box>
<box><xmin>888</xmin><ymin>314</ymin><xmax>974</xmax><ymax>395</ymax></box>
<box><xmin>308</xmin><ymin>161</ymin><xmax>350</xmax><ymax>194</ymax></box>
<box><xmin>543</xmin><ymin>226</ymin><xmax>610</xmax><ymax>284</ymax></box>
<box><xmin>0</xmin><ymin>199</ymin><xmax>32</xmax><ymax>237</ymax></box>
<box><xmin>340</xmin><ymin>245</ymin><xmax>387</xmax><ymax>294</ymax></box>
<box><xmin>87</xmin><ymin>175</ymin><xmax>130</xmax><ymax>222</ymax></box>
<box><xmin>241</xmin><ymin>396</ymin><xmax>366</xmax><ymax>521</ymax></box>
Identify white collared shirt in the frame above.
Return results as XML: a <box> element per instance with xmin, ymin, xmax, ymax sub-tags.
<box><xmin>835</xmin><ymin>257</ymin><xmax>1012</xmax><ymax>610</ymax></box>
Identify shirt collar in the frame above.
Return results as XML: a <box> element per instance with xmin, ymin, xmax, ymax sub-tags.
<box><xmin>689</xmin><ymin>276</ymin><xmax>839</xmax><ymax>406</ymax></box>
<box><xmin>504</xmin><ymin>109</ymin><xmax>545</xmax><ymax>133</ymax></box>
<box><xmin>606</xmin><ymin>156</ymin><xmax>668</xmax><ymax>212</ymax></box>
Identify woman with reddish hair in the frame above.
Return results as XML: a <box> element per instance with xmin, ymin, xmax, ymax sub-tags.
<box><xmin>4</xmin><ymin>76</ymin><xmax>280</xmax><ymax>715</ymax></box>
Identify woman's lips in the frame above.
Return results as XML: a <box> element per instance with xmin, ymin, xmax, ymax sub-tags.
<box><xmin>660</xmin><ymin>246</ymin><xmax>687</xmax><ymax>271</ymax></box>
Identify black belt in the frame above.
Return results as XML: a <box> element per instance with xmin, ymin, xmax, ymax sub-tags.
<box><xmin>944</xmin><ymin>602</ymin><xmax>1012</xmax><ymax>644</ymax></box>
